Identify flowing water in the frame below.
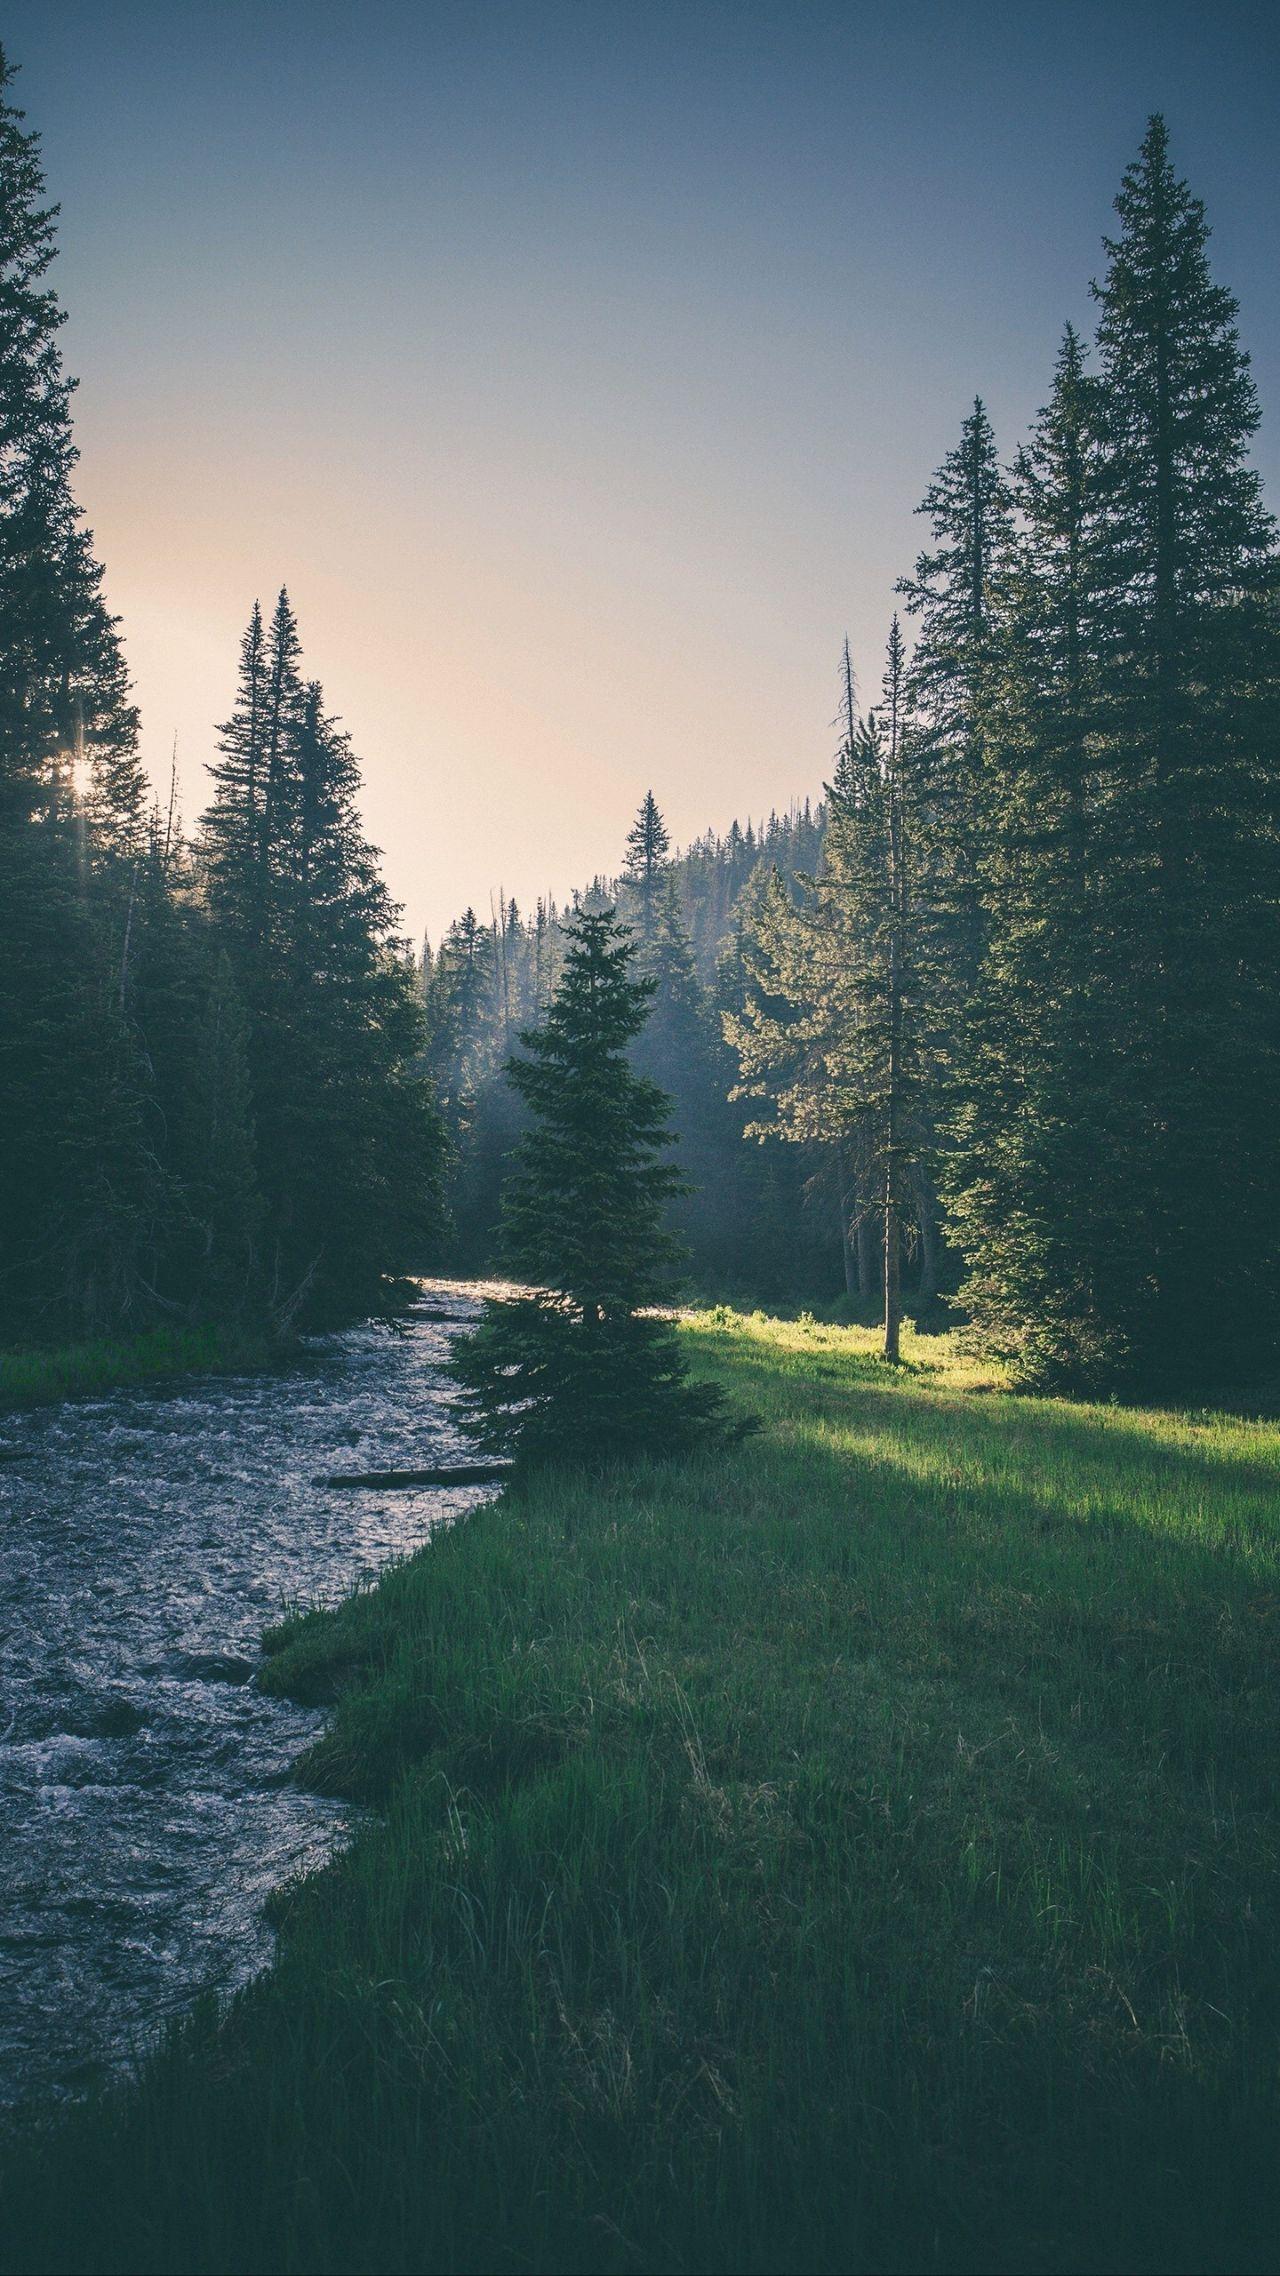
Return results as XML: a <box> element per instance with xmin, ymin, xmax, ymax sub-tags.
<box><xmin>0</xmin><ymin>1282</ymin><xmax>490</xmax><ymax>2117</ymax></box>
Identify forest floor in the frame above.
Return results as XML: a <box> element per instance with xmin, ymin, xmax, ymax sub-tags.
<box><xmin>4</xmin><ymin>1310</ymin><xmax>1279</xmax><ymax>2275</ymax></box>
<box><xmin>0</xmin><ymin>1322</ymin><xmax>285</xmax><ymax>1411</ymax></box>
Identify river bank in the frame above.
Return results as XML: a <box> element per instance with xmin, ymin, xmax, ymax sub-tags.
<box><xmin>0</xmin><ymin>1323</ymin><xmax>289</xmax><ymax>1413</ymax></box>
<box><xmin>4</xmin><ymin>1308</ymin><xmax>1279</xmax><ymax>2273</ymax></box>
<box><xmin>0</xmin><ymin>1290</ymin><xmax>492</xmax><ymax>2117</ymax></box>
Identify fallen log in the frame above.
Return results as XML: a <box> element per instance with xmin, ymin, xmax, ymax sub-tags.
<box><xmin>315</xmin><ymin>1463</ymin><xmax>511</xmax><ymax>1489</ymax></box>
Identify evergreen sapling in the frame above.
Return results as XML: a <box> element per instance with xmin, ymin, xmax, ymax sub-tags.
<box><xmin>449</xmin><ymin>906</ymin><xmax>739</xmax><ymax>1467</ymax></box>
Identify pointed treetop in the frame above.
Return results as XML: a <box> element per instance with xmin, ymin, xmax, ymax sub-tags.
<box><xmin>623</xmin><ymin>790</ymin><xmax>671</xmax><ymax>881</ymax></box>
<box><xmin>1092</xmin><ymin>112</ymin><xmax>1273</xmax><ymax>604</ymax></box>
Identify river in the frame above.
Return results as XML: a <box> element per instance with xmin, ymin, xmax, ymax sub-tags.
<box><xmin>0</xmin><ymin>1282</ymin><xmax>491</xmax><ymax>2117</ymax></box>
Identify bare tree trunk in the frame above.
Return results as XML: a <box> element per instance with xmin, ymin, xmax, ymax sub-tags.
<box><xmin>883</xmin><ymin>1169</ymin><xmax>901</xmax><ymax>1363</ymax></box>
<box><xmin>884</xmin><ymin>665</ymin><xmax>904</xmax><ymax>1363</ymax></box>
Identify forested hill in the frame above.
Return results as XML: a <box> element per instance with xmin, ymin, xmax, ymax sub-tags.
<box><xmin>421</xmin><ymin>795</ymin><xmax>835</xmax><ymax>1294</ymax></box>
<box><xmin>592</xmin><ymin>798</ymin><xmax>827</xmax><ymax>988</ymax></box>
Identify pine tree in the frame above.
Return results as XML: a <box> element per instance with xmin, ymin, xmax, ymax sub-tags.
<box><xmin>201</xmin><ymin>605</ymin><xmax>444</xmax><ymax>1323</ymax></box>
<box><xmin>898</xmin><ymin>397</ymin><xmax>1012</xmax><ymax>736</ymax></box>
<box><xmin>897</xmin><ymin>398</ymin><xmax>1013</xmax><ymax>1036</ymax></box>
<box><xmin>944</xmin><ymin>326</ymin><xmax>1123</xmax><ymax>1381</ymax></box>
<box><xmin>449</xmin><ymin>906</ymin><xmax>733</xmax><ymax>1468</ymax></box>
<box><xmin>203</xmin><ymin>601</ymin><xmax>267</xmax><ymax>941</ymax></box>
<box><xmin>0</xmin><ymin>48</ymin><xmax>144</xmax><ymax>866</ymax></box>
<box><xmin>1085</xmin><ymin>115</ymin><xmax>1280</xmax><ymax>1384</ymax></box>
<box><xmin>430</xmin><ymin>794</ymin><xmax>835</xmax><ymax>1299</ymax></box>
<box><xmin>639</xmin><ymin>879</ymin><xmax>713</xmax><ymax>1069</ymax></box>
<box><xmin>261</xmin><ymin>672</ymin><xmax>442</xmax><ymax>1319</ymax></box>
<box><xmin>728</xmin><ymin>628</ymin><xmax>942</xmax><ymax>1354</ymax></box>
<box><xmin>622</xmin><ymin>789</ymin><xmax>671</xmax><ymax>941</ymax></box>
<box><xmin>425</xmin><ymin>906</ymin><xmax>495</xmax><ymax>1107</ymax></box>
<box><xmin>0</xmin><ymin>46</ymin><xmax>157</xmax><ymax>1339</ymax></box>
<box><xmin>255</xmin><ymin>588</ymin><xmax>305</xmax><ymax>942</ymax></box>
<box><xmin>949</xmin><ymin>121</ymin><xmax>1280</xmax><ymax>1389</ymax></box>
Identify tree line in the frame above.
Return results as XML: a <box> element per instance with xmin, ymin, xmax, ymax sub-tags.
<box><xmin>0</xmin><ymin>50</ymin><xmax>442</xmax><ymax>1349</ymax></box>
<box><xmin>422</xmin><ymin>794</ymin><xmax>834</xmax><ymax>1295</ymax></box>
<box><xmin>439</xmin><ymin>118</ymin><xmax>1280</xmax><ymax>1397</ymax></box>
<box><xmin>5</xmin><ymin>50</ymin><xmax>1275</xmax><ymax>1405</ymax></box>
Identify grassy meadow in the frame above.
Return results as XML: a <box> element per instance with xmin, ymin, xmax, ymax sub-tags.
<box><xmin>3</xmin><ymin>1309</ymin><xmax>1279</xmax><ymax>2274</ymax></box>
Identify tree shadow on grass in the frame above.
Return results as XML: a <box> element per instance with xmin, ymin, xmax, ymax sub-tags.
<box><xmin>702</xmin><ymin>1329</ymin><xmax>1280</xmax><ymax>1536</ymax></box>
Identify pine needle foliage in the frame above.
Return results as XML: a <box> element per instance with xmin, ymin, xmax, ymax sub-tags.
<box><xmin>621</xmin><ymin>788</ymin><xmax>672</xmax><ymax>940</ymax></box>
<box><xmin>449</xmin><ymin>907</ymin><xmax>735</xmax><ymax>1468</ymax></box>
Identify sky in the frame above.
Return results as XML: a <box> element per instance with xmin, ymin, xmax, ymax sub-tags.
<box><xmin>6</xmin><ymin>0</ymin><xmax>1280</xmax><ymax>945</ymax></box>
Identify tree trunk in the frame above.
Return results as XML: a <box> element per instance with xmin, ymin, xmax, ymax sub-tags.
<box><xmin>840</xmin><ymin>1209</ymin><xmax>857</xmax><ymax>1298</ymax></box>
<box><xmin>839</xmin><ymin>1145</ymin><xmax>858</xmax><ymax>1296</ymax></box>
<box><xmin>913</xmin><ymin>1164</ymin><xmax>939</xmax><ymax>1304</ymax></box>
<box><xmin>885</xmin><ymin>705</ymin><xmax>904</xmax><ymax>1364</ymax></box>
<box><xmin>883</xmin><ymin>1173</ymin><xmax>901</xmax><ymax>1363</ymax></box>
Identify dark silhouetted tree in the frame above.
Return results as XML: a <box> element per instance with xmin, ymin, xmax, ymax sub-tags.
<box><xmin>622</xmin><ymin>789</ymin><xmax>671</xmax><ymax>941</ymax></box>
<box><xmin>449</xmin><ymin>906</ymin><xmax>732</xmax><ymax>1467</ymax></box>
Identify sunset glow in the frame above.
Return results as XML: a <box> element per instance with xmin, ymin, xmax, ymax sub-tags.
<box><xmin>8</xmin><ymin>1</ymin><xmax>1278</xmax><ymax>941</ymax></box>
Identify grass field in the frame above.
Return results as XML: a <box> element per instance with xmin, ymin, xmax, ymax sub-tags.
<box><xmin>0</xmin><ymin>1322</ymin><xmax>283</xmax><ymax>1411</ymax></box>
<box><xmin>3</xmin><ymin>1309</ymin><xmax>1279</xmax><ymax>2274</ymax></box>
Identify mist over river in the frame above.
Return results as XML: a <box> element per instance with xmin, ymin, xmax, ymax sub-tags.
<box><xmin>0</xmin><ymin>1284</ymin><xmax>490</xmax><ymax>2116</ymax></box>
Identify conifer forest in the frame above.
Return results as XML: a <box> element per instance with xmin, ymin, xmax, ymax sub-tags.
<box><xmin>6</xmin><ymin>35</ymin><xmax>1279</xmax><ymax>1398</ymax></box>
<box><xmin>3</xmin><ymin>14</ymin><xmax>1280</xmax><ymax>2276</ymax></box>
<box><xmin>418</xmin><ymin>108</ymin><xmax>1280</xmax><ymax>1402</ymax></box>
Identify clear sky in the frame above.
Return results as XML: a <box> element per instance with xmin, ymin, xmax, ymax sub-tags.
<box><xmin>6</xmin><ymin>0</ymin><xmax>1280</xmax><ymax>944</ymax></box>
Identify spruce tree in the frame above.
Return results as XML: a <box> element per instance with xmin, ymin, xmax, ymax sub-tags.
<box><xmin>0</xmin><ymin>46</ymin><xmax>156</xmax><ymax>1338</ymax></box>
<box><xmin>622</xmin><ymin>789</ymin><xmax>671</xmax><ymax>941</ymax></box>
<box><xmin>1087</xmin><ymin>115</ymin><xmax>1280</xmax><ymax>1383</ymax></box>
<box><xmin>897</xmin><ymin>398</ymin><xmax>1013</xmax><ymax>1044</ymax></box>
<box><xmin>201</xmin><ymin>605</ymin><xmax>443</xmax><ymax>1323</ymax></box>
<box><xmin>0</xmin><ymin>48</ymin><xmax>144</xmax><ymax>865</ymax></box>
<box><xmin>203</xmin><ymin>601</ymin><xmax>267</xmax><ymax>942</ymax></box>
<box><xmin>950</xmin><ymin>120</ymin><xmax>1280</xmax><ymax>1389</ymax></box>
<box><xmin>255</xmin><ymin>588</ymin><xmax>306</xmax><ymax>941</ymax></box>
<box><xmin>261</xmin><ymin>673</ymin><xmax>442</xmax><ymax>1319</ymax></box>
<box><xmin>944</xmin><ymin>327</ymin><xmax>1123</xmax><ymax>1382</ymax></box>
<box><xmin>449</xmin><ymin>906</ymin><xmax>731</xmax><ymax>1467</ymax></box>
<box><xmin>727</xmin><ymin>627</ymin><xmax>942</xmax><ymax>1355</ymax></box>
<box><xmin>425</xmin><ymin>908</ymin><xmax>495</xmax><ymax>1102</ymax></box>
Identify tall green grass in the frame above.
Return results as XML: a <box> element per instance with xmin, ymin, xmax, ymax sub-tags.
<box><xmin>3</xmin><ymin>1309</ymin><xmax>1278</xmax><ymax>2273</ymax></box>
<box><xmin>0</xmin><ymin>1323</ymin><xmax>282</xmax><ymax>1411</ymax></box>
